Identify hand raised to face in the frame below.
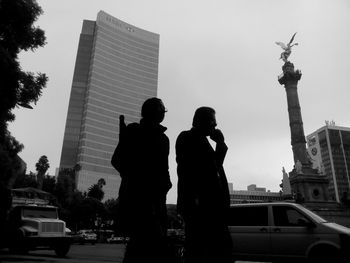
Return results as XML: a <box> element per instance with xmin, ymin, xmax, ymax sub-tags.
<box><xmin>210</xmin><ymin>129</ymin><xmax>225</xmax><ymax>143</ymax></box>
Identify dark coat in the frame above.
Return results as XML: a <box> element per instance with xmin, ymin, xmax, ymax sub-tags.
<box><xmin>112</xmin><ymin>121</ymin><xmax>171</xmax><ymax>194</ymax></box>
<box><xmin>176</xmin><ymin>128</ymin><xmax>232</xmax><ymax>263</ymax></box>
<box><xmin>111</xmin><ymin>120</ymin><xmax>172</xmax><ymax>234</ymax></box>
<box><xmin>176</xmin><ymin>128</ymin><xmax>230</xmax><ymax>221</ymax></box>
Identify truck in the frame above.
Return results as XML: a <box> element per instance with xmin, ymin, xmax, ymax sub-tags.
<box><xmin>3</xmin><ymin>188</ymin><xmax>72</xmax><ymax>257</ymax></box>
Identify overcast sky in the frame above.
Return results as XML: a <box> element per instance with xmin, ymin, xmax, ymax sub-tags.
<box><xmin>9</xmin><ymin>0</ymin><xmax>350</xmax><ymax>203</ymax></box>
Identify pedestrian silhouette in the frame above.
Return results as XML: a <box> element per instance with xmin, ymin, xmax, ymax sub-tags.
<box><xmin>111</xmin><ymin>97</ymin><xmax>172</xmax><ymax>263</ymax></box>
<box><xmin>176</xmin><ymin>106</ymin><xmax>232</xmax><ymax>263</ymax></box>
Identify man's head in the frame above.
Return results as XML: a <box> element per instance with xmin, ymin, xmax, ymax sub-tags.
<box><xmin>192</xmin><ymin>107</ymin><xmax>217</xmax><ymax>136</ymax></box>
<box><xmin>141</xmin><ymin>97</ymin><xmax>166</xmax><ymax>124</ymax></box>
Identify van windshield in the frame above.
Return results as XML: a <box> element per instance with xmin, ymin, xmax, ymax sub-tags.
<box><xmin>296</xmin><ymin>205</ymin><xmax>328</xmax><ymax>223</ymax></box>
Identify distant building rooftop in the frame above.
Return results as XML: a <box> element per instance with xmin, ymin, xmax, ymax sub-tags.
<box><xmin>229</xmin><ymin>184</ymin><xmax>283</xmax><ymax>204</ymax></box>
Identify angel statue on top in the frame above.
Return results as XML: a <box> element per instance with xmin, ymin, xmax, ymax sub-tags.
<box><xmin>276</xmin><ymin>32</ymin><xmax>298</xmax><ymax>62</ymax></box>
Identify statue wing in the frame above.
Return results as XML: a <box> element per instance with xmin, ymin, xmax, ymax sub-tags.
<box><xmin>288</xmin><ymin>32</ymin><xmax>297</xmax><ymax>45</ymax></box>
<box><xmin>275</xmin><ymin>41</ymin><xmax>287</xmax><ymax>50</ymax></box>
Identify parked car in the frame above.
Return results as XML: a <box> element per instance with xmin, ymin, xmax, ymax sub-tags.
<box><xmin>76</xmin><ymin>229</ymin><xmax>97</xmax><ymax>245</ymax></box>
<box><xmin>228</xmin><ymin>202</ymin><xmax>350</xmax><ymax>262</ymax></box>
<box><xmin>106</xmin><ymin>234</ymin><xmax>125</xmax><ymax>244</ymax></box>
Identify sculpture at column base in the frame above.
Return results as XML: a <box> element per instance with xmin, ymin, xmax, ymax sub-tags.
<box><xmin>288</xmin><ymin>157</ymin><xmax>330</xmax><ymax>204</ymax></box>
<box><xmin>289</xmin><ymin>167</ymin><xmax>330</xmax><ymax>204</ymax></box>
<box><xmin>287</xmin><ymin>158</ymin><xmax>330</xmax><ymax>204</ymax></box>
<box><xmin>281</xmin><ymin>167</ymin><xmax>293</xmax><ymax>200</ymax></box>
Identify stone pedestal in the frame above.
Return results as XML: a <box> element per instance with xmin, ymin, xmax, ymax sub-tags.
<box><xmin>289</xmin><ymin>167</ymin><xmax>329</xmax><ymax>203</ymax></box>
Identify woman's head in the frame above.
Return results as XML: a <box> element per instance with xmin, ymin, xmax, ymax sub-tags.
<box><xmin>192</xmin><ymin>107</ymin><xmax>217</xmax><ymax>135</ymax></box>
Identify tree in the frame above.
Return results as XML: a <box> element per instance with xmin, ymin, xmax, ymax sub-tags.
<box><xmin>35</xmin><ymin>155</ymin><xmax>49</xmax><ymax>189</ymax></box>
<box><xmin>87</xmin><ymin>178</ymin><xmax>106</xmax><ymax>201</ymax></box>
<box><xmin>0</xmin><ymin>133</ymin><xmax>24</xmax><ymax>187</ymax></box>
<box><xmin>0</xmin><ymin>0</ymin><xmax>47</xmax><ymax>188</ymax></box>
<box><xmin>87</xmin><ymin>185</ymin><xmax>104</xmax><ymax>201</ymax></box>
<box><xmin>54</xmin><ymin>168</ymin><xmax>76</xmax><ymax>208</ymax></box>
<box><xmin>75</xmin><ymin>197</ymin><xmax>106</xmax><ymax>230</ymax></box>
<box><xmin>97</xmin><ymin>178</ymin><xmax>106</xmax><ymax>188</ymax></box>
<box><xmin>104</xmin><ymin>198</ymin><xmax>119</xmax><ymax>231</ymax></box>
<box><xmin>42</xmin><ymin>175</ymin><xmax>56</xmax><ymax>194</ymax></box>
<box><xmin>64</xmin><ymin>191</ymin><xmax>85</xmax><ymax>231</ymax></box>
<box><xmin>13</xmin><ymin>171</ymin><xmax>38</xmax><ymax>188</ymax></box>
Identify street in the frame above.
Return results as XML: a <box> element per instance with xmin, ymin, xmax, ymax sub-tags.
<box><xmin>0</xmin><ymin>243</ymin><xmax>126</xmax><ymax>263</ymax></box>
<box><xmin>0</xmin><ymin>243</ymin><xmax>265</xmax><ymax>263</ymax></box>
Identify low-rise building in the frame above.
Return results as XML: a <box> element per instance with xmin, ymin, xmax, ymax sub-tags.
<box><xmin>229</xmin><ymin>185</ymin><xmax>283</xmax><ymax>204</ymax></box>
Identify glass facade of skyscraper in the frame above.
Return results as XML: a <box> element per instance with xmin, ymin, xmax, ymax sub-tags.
<box><xmin>59</xmin><ymin>11</ymin><xmax>159</xmax><ymax>200</ymax></box>
<box><xmin>307</xmin><ymin>125</ymin><xmax>350</xmax><ymax>203</ymax></box>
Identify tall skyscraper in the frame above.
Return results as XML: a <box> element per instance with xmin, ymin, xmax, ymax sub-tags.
<box><xmin>59</xmin><ymin>11</ymin><xmax>159</xmax><ymax>200</ymax></box>
<box><xmin>307</xmin><ymin>124</ymin><xmax>350</xmax><ymax>203</ymax></box>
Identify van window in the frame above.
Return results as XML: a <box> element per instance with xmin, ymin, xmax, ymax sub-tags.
<box><xmin>273</xmin><ymin>206</ymin><xmax>311</xmax><ymax>226</ymax></box>
<box><xmin>229</xmin><ymin>206</ymin><xmax>268</xmax><ymax>226</ymax></box>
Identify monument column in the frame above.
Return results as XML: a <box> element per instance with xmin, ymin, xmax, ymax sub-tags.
<box><xmin>275</xmin><ymin>34</ymin><xmax>347</xmax><ymax>223</ymax></box>
<box><xmin>278</xmin><ymin>61</ymin><xmax>329</xmax><ymax>203</ymax></box>
<box><xmin>278</xmin><ymin>62</ymin><xmax>308</xmax><ymax>165</ymax></box>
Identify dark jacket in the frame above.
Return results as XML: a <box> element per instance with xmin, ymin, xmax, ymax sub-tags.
<box><xmin>176</xmin><ymin>128</ymin><xmax>230</xmax><ymax>221</ymax></box>
<box><xmin>111</xmin><ymin>119</ymin><xmax>171</xmax><ymax>212</ymax></box>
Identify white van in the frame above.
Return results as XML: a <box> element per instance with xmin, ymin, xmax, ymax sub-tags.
<box><xmin>229</xmin><ymin>202</ymin><xmax>350</xmax><ymax>262</ymax></box>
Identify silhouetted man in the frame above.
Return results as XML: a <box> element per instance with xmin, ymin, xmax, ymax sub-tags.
<box><xmin>111</xmin><ymin>97</ymin><xmax>172</xmax><ymax>263</ymax></box>
<box><xmin>176</xmin><ymin>107</ymin><xmax>232</xmax><ymax>263</ymax></box>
